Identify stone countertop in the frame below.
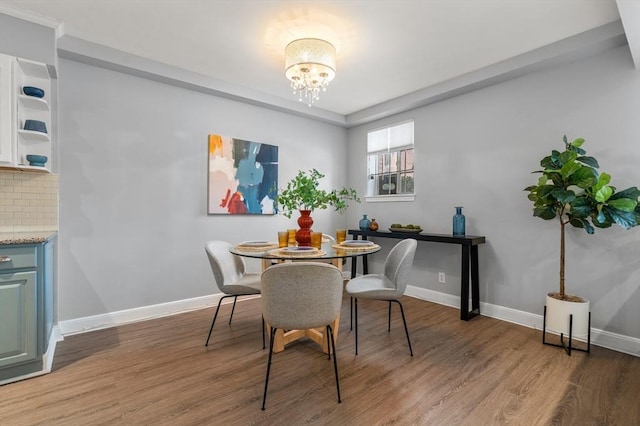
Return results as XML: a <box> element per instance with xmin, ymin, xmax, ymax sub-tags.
<box><xmin>0</xmin><ymin>231</ymin><xmax>58</xmax><ymax>245</ymax></box>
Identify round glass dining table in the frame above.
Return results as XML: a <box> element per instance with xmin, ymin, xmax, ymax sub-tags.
<box><xmin>229</xmin><ymin>240</ymin><xmax>381</xmax><ymax>353</ymax></box>
<box><xmin>229</xmin><ymin>241</ymin><xmax>381</xmax><ymax>278</ymax></box>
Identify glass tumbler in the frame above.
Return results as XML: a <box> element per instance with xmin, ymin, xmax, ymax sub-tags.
<box><xmin>311</xmin><ymin>232</ymin><xmax>323</xmax><ymax>249</ymax></box>
<box><xmin>277</xmin><ymin>231</ymin><xmax>289</xmax><ymax>248</ymax></box>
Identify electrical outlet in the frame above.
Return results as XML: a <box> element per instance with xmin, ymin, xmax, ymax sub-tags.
<box><xmin>438</xmin><ymin>272</ymin><xmax>446</xmax><ymax>283</ymax></box>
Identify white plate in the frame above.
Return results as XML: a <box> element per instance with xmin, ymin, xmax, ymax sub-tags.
<box><xmin>341</xmin><ymin>240</ymin><xmax>374</xmax><ymax>247</ymax></box>
<box><xmin>281</xmin><ymin>246</ymin><xmax>318</xmax><ymax>253</ymax></box>
<box><xmin>239</xmin><ymin>240</ymin><xmax>272</xmax><ymax>247</ymax></box>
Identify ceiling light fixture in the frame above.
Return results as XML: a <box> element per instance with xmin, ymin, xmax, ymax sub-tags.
<box><xmin>285</xmin><ymin>38</ymin><xmax>336</xmax><ymax>106</ymax></box>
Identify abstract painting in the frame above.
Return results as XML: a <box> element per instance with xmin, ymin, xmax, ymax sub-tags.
<box><xmin>208</xmin><ymin>134</ymin><xmax>278</xmax><ymax>215</ymax></box>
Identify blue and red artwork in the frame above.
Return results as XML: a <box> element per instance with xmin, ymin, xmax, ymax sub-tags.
<box><xmin>208</xmin><ymin>134</ymin><xmax>278</xmax><ymax>215</ymax></box>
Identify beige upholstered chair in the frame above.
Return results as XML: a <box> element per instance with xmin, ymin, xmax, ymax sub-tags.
<box><xmin>346</xmin><ymin>238</ymin><xmax>417</xmax><ymax>356</ymax></box>
<box><xmin>204</xmin><ymin>241</ymin><xmax>263</xmax><ymax>347</ymax></box>
<box><xmin>260</xmin><ymin>262</ymin><xmax>343</xmax><ymax>410</ymax></box>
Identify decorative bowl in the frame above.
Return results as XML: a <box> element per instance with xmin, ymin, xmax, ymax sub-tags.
<box><xmin>26</xmin><ymin>154</ymin><xmax>48</xmax><ymax>167</ymax></box>
<box><xmin>23</xmin><ymin>119</ymin><xmax>47</xmax><ymax>134</ymax></box>
<box><xmin>389</xmin><ymin>227</ymin><xmax>423</xmax><ymax>234</ymax></box>
<box><xmin>22</xmin><ymin>86</ymin><xmax>45</xmax><ymax>98</ymax></box>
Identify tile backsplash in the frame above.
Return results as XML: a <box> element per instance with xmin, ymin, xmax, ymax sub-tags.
<box><xmin>0</xmin><ymin>170</ymin><xmax>58</xmax><ymax>233</ymax></box>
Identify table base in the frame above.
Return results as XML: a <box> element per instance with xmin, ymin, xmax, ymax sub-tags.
<box><xmin>266</xmin><ymin>316</ymin><xmax>340</xmax><ymax>354</ymax></box>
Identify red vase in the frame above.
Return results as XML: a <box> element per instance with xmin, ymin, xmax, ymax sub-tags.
<box><xmin>296</xmin><ymin>209</ymin><xmax>314</xmax><ymax>246</ymax></box>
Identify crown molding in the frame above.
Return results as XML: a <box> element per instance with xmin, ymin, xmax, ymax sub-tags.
<box><xmin>2</xmin><ymin>7</ymin><xmax>630</xmax><ymax>130</ymax></box>
<box><xmin>0</xmin><ymin>4</ymin><xmax>63</xmax><ymax>32</ymax></box>
<box><xmin>346</xmin><ymin>20</ymin><xmax>627</xmax><ymax>128</ymax></box>
<box><xmin>56</xmin><ymin>35</ymin><xmax>347</xmax><ymax>127</ymax></box>
<box><xmin>617</xmin><ymin>0</ymin><xmax>640</xmax><ymax>69</ymax></box>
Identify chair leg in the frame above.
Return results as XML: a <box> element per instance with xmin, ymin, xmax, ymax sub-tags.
<box><xmin>327</xmin><ymin>324</ymin><xmax>341</xmax><ymax>403</ymax></box>
<box><xmin>354</xmin><ymin>298</ymin><xmax>359</xmax><ymax>355</ymax></box>
<box><xmin>261</xmin><ymin>326</ymin><xmax>277</xmax><ymax>410</ymax></box>
<box><xmin>228</xmin><ymin>295</ymin><xmax>239</xmax><ymax>324</ymax></box>
<box><xmin>262</xmin><ymin>316</ymin><xmax>266</xmax><ymax>350</ymax></box>
<box><xmin>388</xmin><ymin>301</ymin><xmax>392</xmax><ymax>332</ymax></box>
<box><xmin>205</xmin><ymin>294</ymin><xmax>234</xmax><ymax>346</ymax></box>
<box><xmin>391</xmin><ymin>300</ymin><xmax>413</xmax><ymax>356</ymax></box>
<box><xmin>350</xmin><ymin>296</ymin><xmax>353</xmax><ymax>330</ymax></box>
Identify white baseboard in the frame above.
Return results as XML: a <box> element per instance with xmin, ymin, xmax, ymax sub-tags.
<box><xmin>57</xmin><ymin>288</ymin><xmax>639</xmax><ymax>357</ymax></box>
<box><xmin>43</xmin><ymin>325</ymin><xmax>63</xmax><ymax>373</ymax></box>
<box><xmin>405</xmin><ymin>285</ymin><xmax>640</xmax><ymax>357</ymax></box>
<box><xmin>59</xmin><ymin>293</ymin><xmax>259</xmax><ymax>336</ymax></box>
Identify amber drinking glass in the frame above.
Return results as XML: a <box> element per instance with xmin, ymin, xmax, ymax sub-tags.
<box><xmin>336</xmin><ymin>229</ymin><xmax>347</xmax><ymax>244</ymax></box>
<box><xmin>310</xmin><ymin>232</ymin><xmax>323</xmax><ymax>249</ymax></box>
<box><xmin>287</xmin><ymin>229</ymin><xmax>296</xmax><ymax>246</ymax></box>
<box><xmin>278</xmin><ymin>231</ymin><xmax>289</xmax><ymax>248</ymax></box>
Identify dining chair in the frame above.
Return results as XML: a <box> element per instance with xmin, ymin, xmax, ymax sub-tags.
<box><xmin>346</xmin><ymin>238</ymin><xmax>417</xmax><ymax>356</ymax></box>
<box><xmin>204</xmin><ymin>240</ymin><xmax>263</xmax><ymax>347</ymax></box>
<box><xmin>260</xmin><ymin>262</ymin><xmax>343</xmax><ymax>410</ymax></box>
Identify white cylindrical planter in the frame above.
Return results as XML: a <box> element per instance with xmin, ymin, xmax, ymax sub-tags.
<box><xmin>545</xmin><ymin>294</ymin><xmax>590</xmax><ymax>338</ymax></box>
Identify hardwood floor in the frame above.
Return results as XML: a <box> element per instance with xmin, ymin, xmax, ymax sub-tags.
<box><xmin>1</xmin><ymin>296</ymin><xmax>639</xmax><ymax>425</ymax></box>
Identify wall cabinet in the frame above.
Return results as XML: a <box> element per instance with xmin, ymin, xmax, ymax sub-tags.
<box><xmin>0</xmin><ymin>53</ymin><xmax>52</xmax><ymax>172</ymax></box>
<box><xmin>0</xmin><ymin>238</ymin><xmax>55</xmax><ymax>383</ymax></box>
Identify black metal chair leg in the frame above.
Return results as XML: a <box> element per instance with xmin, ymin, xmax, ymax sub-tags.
<box><xmin>354</xmin><ymin>298</ymin><xmax>358</xmax><ymax>355</ymax></box>
<box><xmin>228</xmin><ymin>295</ymin><xmax>238</xmax><ymax>324</ymax></box>
<box><xmin>205</xmin><ymin>294</ymin><xmax>234</xmax><ymax>346</ymax></box>
<box><xmin>262</xmin><ymin>316</ymin><xmax>265</xmax><ymax>350</ymax></box>
<box><xmin>392</xmin><ymin>300</ymin><xmax>413</xmax><ymax>356</ymax></box>
<box><xmin>327</xmin><ymin>325</ymin><xmax>341</xmax><ymax>403</ymax></box>
<box><xmin>261</xmin><ymin>327</ymin><xmax>277</xmax><ymax>410</ymax></box>
<box><xmin>350</xmin><ymin>296</ymin><xmax>353</xmax><ymax>330</ymax></box>
<box><xmin>388</xmin><ymin>301</ymin><xmax>392</xmax><ymax>332</ymax></box>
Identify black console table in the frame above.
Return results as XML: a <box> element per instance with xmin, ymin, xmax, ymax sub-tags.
<box><xmin>348</xmin><ymin>229</ymin><xmax>486</xmax><ymax>321</ymax></box>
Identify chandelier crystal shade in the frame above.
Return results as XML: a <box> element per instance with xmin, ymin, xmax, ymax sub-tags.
<box><xmin>285</xmin><ymin>38</ymin><xmax>336</xmax><ymax>106</ymax></box>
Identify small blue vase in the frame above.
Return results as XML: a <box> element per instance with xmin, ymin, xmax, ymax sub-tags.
<box><xmin>453</xmin><ymin>207</ymin><xmax>465</xmax><ymax>236</ymax></box>
<box><xmin>359</xmin><ymin>214</ymin><xmax>371</xmax><ymax>231</ymax></box>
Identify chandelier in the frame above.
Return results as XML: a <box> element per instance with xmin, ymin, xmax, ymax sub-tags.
<box><xmin>285</xmin><ymin>38</ymin><xmax>336</xmax><ymax>106</ymax></box>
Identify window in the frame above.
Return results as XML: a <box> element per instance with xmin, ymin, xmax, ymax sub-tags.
<box><xmin>366</xmin><ymin>120</ymin><xmax>414</xmax><ymax>200</ymax></box>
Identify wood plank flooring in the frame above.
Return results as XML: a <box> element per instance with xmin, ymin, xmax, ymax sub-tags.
<box><xmin>1</xmin><ymin>296</ymin><xmax>639</xmax><ymax>425</ymax></box>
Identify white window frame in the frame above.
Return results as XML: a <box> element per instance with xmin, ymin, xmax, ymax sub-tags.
<box><xmin>365</xmin><ymin>120</ymin><xmax>415</xmax><ymax>202</ymax></box>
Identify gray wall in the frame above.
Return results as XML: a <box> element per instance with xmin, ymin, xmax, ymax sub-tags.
<box><xmin>57</xmin><ymin>59</ymin><xmax>349</xmax><ymax>320</ymax></box>
<box><xmin>346</xmin><ymin>45</ymin><xmax>640</xmax><ymax>338</ymax></box>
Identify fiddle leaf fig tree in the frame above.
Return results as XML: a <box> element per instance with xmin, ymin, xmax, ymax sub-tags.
<box><xmin>276</xmin><ymin>169</ymin><xmax>360</xmax><ymax>218</ymax></box>
<box><xmin>524</xmin><ymin>136</ymin><xmax>640</xmax><ymax>300</ymax></box>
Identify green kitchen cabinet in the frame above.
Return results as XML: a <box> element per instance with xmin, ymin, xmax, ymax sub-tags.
<box><xmin>0</xmin><ymin>236</ymin><xmax>55</xmax><ymax>382</ymax></box>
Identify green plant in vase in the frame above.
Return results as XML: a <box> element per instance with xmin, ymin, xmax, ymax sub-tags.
<box><xmin>277</xmin><ymin>169</ymin><xmax>359</xmax><ymax>245</ymax></box>
<box><xmin>524</xmin><ymin>135</ymin><xmax>639</xmax><ymax>348</ymax></box>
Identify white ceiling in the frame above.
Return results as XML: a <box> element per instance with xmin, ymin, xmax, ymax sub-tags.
<box><xmin>0</xmin><ymin>0</ymin><xmax>635</xmax><ymax>121</ymax></box>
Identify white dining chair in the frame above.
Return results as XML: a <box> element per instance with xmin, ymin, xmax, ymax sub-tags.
<box><xmin>204</xmin><ymin>240</ymin><xmax>263</xmax><ymax>348</ymax></box>
<box><xmin>260</xmin><ymin>262</ymin><xmax>343</xmax><ymax>410</ymax></box>
<box><xmin>346</xmin><ymin>238</ymin><xmax>417</xmax><ymax>356</ymax></box>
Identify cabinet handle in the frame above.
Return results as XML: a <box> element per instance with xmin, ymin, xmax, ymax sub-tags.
<box><xmin>0</xmin><ymin>256</ymin><xmax>10</xmax><ymax>263</ymax></box>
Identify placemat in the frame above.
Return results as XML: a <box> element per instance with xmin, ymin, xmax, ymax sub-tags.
<box><xmin>234</xmin><ymin>243</ymin><xmax>278</xmax><ymax>252</ymax></box>
<box><xmin>332</xmin><ymin>243</ymin><xmax>381</xmax><ymax>251</ymax></box>
<box><xmin>268</xmin><ymin>248</ymin><xmax>327</xmax><ymax>258</ymax></box>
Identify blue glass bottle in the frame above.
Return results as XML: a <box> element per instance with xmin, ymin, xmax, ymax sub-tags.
<box><xmin>359</xmin><ymin>214</ymin><xmax>371</xmax><ymax>231</ymax></box>
<box><xmin>453</xmin><ymin>207</ymin><xmax>465</xmax><ymax>236</ymax></box>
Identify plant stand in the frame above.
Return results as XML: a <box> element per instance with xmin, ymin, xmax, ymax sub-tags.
<box><xmin>542</xmin><ymin>305</ymin><xmax>591</xmax><ymax>356</ymax></box>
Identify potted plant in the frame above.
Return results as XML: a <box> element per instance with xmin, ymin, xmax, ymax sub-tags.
<box><xmin>277</xmin><ymin>169</ymin><xmax>359</xmax><ymax>245</ymax></box>
<box><xmin>524</xmin><ymin>135</ymin><xmax>639</xmax><ymax>348</ymax></box>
